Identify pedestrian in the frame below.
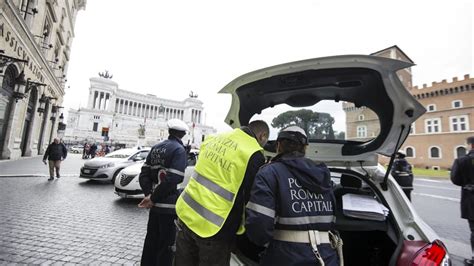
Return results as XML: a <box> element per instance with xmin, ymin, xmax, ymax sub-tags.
<box><xmin>82</xmin><ymin>142</ymin><xmax>90</xmax><ymax>159</ymax></box>
<box><xmin>174</xmin><ymin>120</ymin><xmax>269</xmax><ymax>266</ymax></box>
<box><xmin>138</xmin><ymin>118</ymin><xmax>189</xmax><ymax>266</ymax></box>
<box><xmin>42</xmin><ymin>138</ymin><xmax>68</xmax><ymax>181</ymax></box>
<box><xmin>391</xmin><ymin>150</ymin><xmax>414</xmax><ymax>200</ymax></box>
<box><xmin>104</xmin><ymin>145</ymin><xmax>111</xmax><ymax>155</ymax></box>
<box><xmin>245</xmin><ymin>126</ymin><xmax>341</xmax><ymax>266</ymax></box>
<box><xmin>89</xmin><ymin>143</ymin><xmax>97</xmax><ymax>158</ymax></box>
<box><xmin>451</xmin><ymin>136</ymin><xmax>474</xmax><ymax>266</ymax></box>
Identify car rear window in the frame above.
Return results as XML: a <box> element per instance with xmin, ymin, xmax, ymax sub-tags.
<box><xmin>250</xmin><ymin>100</ymin><xmax>380</xmax><ymax>144</ymax></box>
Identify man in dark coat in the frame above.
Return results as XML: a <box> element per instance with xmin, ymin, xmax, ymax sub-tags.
<box><xmin>138</xmin><ymin>119</ymin><xmax>189</xmax><ymax>266</ymax></box>
<box><xmin>246</xmin><ymin>126</ymin><xmax>340</xmax><ymax>266</ymax></box>
<box><xmin>451</xmin><ymin>136</ymin><xmax>474</xmax><ymax>266</ymax></box>
<box><xmin>43</xmin><ymin>138</ymin><xmax>68</xmax><ymax>180</ymax></box>
<box><xmin>391</xmin><ymin>150</ymin><xmax>414</xmax><ymax>200</ymax></box>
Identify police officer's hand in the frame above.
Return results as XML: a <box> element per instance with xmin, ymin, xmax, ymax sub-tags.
<box><xmin>43</xmin><ymin>160</ymin><xmax>47</xmax><ymax>165</ymax></box>
<box><xmin>138</xmin><ymin>195</ymin><xmax>153</xmax><ymax>208</ymax></box>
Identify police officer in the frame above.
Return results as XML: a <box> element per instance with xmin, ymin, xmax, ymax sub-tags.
<box><xmin>138</xmin><ymin>118</ymin><xmax>189</xmax><ymax>266</ymax></box>
<box><xmin>391</xmin><ymin>150</ymin><xmax>414</xmax><ymax>200</ymax></box>
<box><xmin>246</xmin><ymin>126</ymin><xmax>340</xmax><ymax>266</ymax></box>
<box><xmin>451</xmin><ymin>136</ymin><xmax>474</xmax><ymax>266</ymax></box>
<box><xmin>174</xmin><ymin>120</ymin><xmax>269</xmax><ymax>266</ymax></box>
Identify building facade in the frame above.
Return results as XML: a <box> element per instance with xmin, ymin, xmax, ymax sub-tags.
<box><xmin>0</xmin><ymin>0</ymin><xmax>86</xmax><ymax>160</ymax></box>
<box><xmin>344</xmin><ymin>46</ymin><xmax>473</xmax><ymax>169</ymax></box>
<box><xmin>63</xmin><ymin>76</ymin><xmax>216</xmax><ymax>148</ymax></box>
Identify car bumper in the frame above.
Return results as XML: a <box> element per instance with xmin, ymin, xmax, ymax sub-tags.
<box><xmin>115</xmin><ymin>187</ymin><xmax>144</xmax><ymax>199</ymax></box>
<box><xmin>80</xmin><ymin>167</ymin><xmax>115</xmax><ymax>180</ymax></box>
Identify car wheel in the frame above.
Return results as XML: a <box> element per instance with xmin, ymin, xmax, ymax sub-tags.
<box><xmin>111</xmin><ymin>169</ymin><xmax>122</xmax><ymax>184</ymax></box>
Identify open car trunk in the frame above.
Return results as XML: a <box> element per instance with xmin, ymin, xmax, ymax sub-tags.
<box><xmin>234</xmin><ymin>168</ymin><xmax>401</xmax><ymax>266</ymax></box>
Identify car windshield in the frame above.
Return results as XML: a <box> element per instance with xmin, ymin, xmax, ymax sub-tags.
<box><xmin>250</xmin><ymin>100</ymin><xmax>380</xmax><ymax>143</ymax></box>
<box><xmin>105</xmin><ymin>150</ymin><xmax>134</xmax><ymax>158</ymax></box>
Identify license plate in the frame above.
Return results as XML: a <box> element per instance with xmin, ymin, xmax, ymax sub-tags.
<box><xmin>84</xmin><ymin>169</ymin><xmax>91</xmax><ymax>174</ymax></box>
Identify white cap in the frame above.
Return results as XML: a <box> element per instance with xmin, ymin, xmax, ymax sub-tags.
<box><xmin>277</xmin><ymin>126</ymin><xmax>308</xmax><ymax>145</ymax></box>
<box><xmin>167</xmin><ymin>119</ymin><xmax>189</xmax><ymax>132</ymax></box>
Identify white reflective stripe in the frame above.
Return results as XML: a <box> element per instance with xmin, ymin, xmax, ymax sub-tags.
<box><xmin>167</xmin><ymin>168</ymin><xmax>185</xmax><ymax>177</ymax></box>
<box><xmin>150</xmin><ymin>165</ymin><xmax>162</xmax><ymax>169</ymax></box>
<box><xmin>142</xmin><ymin>164</ymin><xmax>151</xmax><ymax>168</ymax></box>
<box><xmin>277</xmin><ymin>215</ymin><xmax>336</xmax><ymax>225</ymax></box>
<box><xmin>154</xmin><ymin>203</ymin><xmax>175</xmax><ymax>209</ymax></box>
<box><xmin>182</xmin><ymin>192</ymin><xmax>224</xmax><ymax>227</ymax></box>
<box><xmin>246</xmin><ymin>201</ymin><xmax>275</xmax><ymax>218</ymax></box>
<box><xmin>193</xmin><ymin>173</ymin><xmax>234</xmax><ymax>202</ymax></box>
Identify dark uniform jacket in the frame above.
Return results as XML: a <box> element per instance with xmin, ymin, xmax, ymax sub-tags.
<box><xmin>43</xmin><ymin>142</ymin><xmax>68</xmax><ymax>161</ymax></box>
<box><xmin>391</xmin><ymin>158</ymin><xmax>414</xmax><ymax>190</ymax></box>
<box><xmin>451</xmin><ymin>150</ymin><xmax>474</xmax><ymax>220</ymax></box>
<box><xmin>246</xmin><ymin>152</ymin><xmax>338</xmax><ymax>266</ymax></box>
<box><xmin>139</xmin><ymin>135</ymin><xmax>187</xmax><ymax>214</ymax></box>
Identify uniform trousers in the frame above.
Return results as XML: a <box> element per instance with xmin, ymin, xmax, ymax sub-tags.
<box><xmin>141</xmin><ymin>208</ymin><xmax>176</xmax><ymax>266</ymax></box>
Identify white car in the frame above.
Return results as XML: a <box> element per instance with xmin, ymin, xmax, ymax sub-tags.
<box><xmin>80</xmin><ymin>148</ymin><xmax>150</xmax><ymax>182</ymax></box>
<box><xmin>114</xmin><ymin>149</ymin><xmax>199</xmax><ymax>198</ymax></box>
<box><xmin>69</xmin><ymin>145</ymin><xmax>83</xmax><ymax>154</ymax></box>
<box><xmin>218</xmin><ymin>55</ymin><xmax>450</xmax><ymax>265</ymax></box>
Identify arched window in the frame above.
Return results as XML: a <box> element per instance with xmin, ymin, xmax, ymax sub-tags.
<box><xmin>429</xmin><ymin>146</ymin><xmax>441</xmax><ymax>159</ymax></box>
<box><xmin>405</xmin><ymin>147</ymin><xmax>415</xmax><ymax>158</ymax></box>
<box><xmin>456</xmin><ymin>146</ymin><xmax>467</xmax><ymax>158</ymax></box>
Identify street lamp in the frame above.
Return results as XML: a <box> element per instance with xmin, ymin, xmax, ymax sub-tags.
<box><xmin>12</xmin><ymin>70</ymin><xmax>47</xmax><ymax>102</ymax></box>
<box><xmin>37</xmin><ymin>93</ymin><xmax>48</xmax><ymax>114</ymax></box>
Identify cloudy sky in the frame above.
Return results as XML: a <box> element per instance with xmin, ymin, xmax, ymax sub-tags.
<box><xmin>63</xmin><ymin>0</ymin><xmax>473</xmax><ymax>134</ymax></box>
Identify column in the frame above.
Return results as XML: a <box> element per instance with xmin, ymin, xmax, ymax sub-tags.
<box><xmin>88</xmin><ymin>90</ymin><xmax>95</xmax><ymax>109</ymax></box>
<box><xmin>93</xmin><ymin>91</ymin><xmax>98</xmax><ymax>109</ymax></box>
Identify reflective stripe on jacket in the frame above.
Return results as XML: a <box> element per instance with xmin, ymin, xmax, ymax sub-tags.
<box><xmin>176</xmin><ymin>128</ymin><xmax>262</xmax><ymax>237</ymax></box>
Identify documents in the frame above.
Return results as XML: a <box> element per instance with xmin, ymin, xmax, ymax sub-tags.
<box><xmin>342</xmin><ymin>193</ymin><xmax>389</xmax><ymax>221</ymax></box>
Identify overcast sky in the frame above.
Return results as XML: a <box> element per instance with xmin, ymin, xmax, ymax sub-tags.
<box><xmin>63</xmin><ymin>0</ymin><xmax>473</xmax><ymax>134</ymax></box>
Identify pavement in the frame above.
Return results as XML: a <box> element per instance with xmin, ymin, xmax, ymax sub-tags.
<box><xmin>0</xmin><ymin>154</ymin><xmax>469</xmax><ymax>265</ymax></box>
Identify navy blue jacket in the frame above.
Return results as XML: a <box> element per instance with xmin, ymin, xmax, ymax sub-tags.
<box><xmin>246</xmin><ymin>152</ymin><xmax>338</xmax><ymax>266</ymax></box>
<box><xmin>451</xmin><ymin>150</ymin><xmax>474</xmax><ymax>220</ymax></box>
<box><xmin>139</xmin><ymin>135</ymin><xmax>187</xmax><ymax>214</ymax></box>
<box><xmin>391</xmin><ymin>158</ymin><xmax>414</xmax><ymax>189</ymax></box>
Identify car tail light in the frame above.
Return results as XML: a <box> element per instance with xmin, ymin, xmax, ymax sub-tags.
<box><xmin>397</xmin><ymin>239</ymin><xmax>450</xmax><ymax>266</ymax></box>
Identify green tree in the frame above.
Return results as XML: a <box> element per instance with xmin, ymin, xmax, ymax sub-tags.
<box><xmin>271</xmin><ymin>109</ymin><xmax>336</xmax><ymax>139</ymax></box>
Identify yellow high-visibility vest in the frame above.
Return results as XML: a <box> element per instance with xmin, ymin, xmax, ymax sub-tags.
<box><xmin>176</xmin><ymin>128</ymin><xmax>262</xmax><ymax>238</ymax></box>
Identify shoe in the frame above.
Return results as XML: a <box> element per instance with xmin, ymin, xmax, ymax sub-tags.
<box><xmin>56</xmin><ymin>175</ymin><xmax>60</xmax><ymax>179</ymax></box>
<box><xmin>48</xmin><ymin>177</ymin><xmax>54</xmax><ymax>181</ymax></box>
<box><xmin>465</xmin><ymin>258</ymin><xmax>474</xmax><ymax>265</ymax></box>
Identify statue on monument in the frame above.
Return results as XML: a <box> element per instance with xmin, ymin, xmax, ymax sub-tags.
<box><xmin>98</xmin><ymin>70</ymin><xmax>113</xmax><ymax>79</ymax></box>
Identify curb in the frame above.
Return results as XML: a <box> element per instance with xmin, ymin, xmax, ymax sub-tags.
<box><xmin>0</xmin><ymin>174</ymin><xmax>79</xmax><ymax>178</ymax></box>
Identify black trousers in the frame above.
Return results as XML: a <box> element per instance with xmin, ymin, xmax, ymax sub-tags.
<box><xmin>174</xmin><ymin>220</ymin><xmax>233</xmax><ymax>266</ymax></box>
<box><xmin>469</xmin><ymin>220</ymin><xmax>474</xmax><ymax>258</ymax></box>
<box><xmin>141</xmin><ymin>209</ymin><xmax>176</xmax><ymax>266</ymax></box>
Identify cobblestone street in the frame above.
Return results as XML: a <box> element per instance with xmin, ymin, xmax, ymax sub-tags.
<box><xmin>0</xmin><ymin>154</ymin><xmax>148</xmax><ymax>265</ymax></box>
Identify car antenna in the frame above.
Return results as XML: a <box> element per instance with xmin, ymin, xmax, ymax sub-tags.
<box><xmin>381</xmin><ymin>124</ymin><xmax>406</xmax><ymax>191</ymax></box>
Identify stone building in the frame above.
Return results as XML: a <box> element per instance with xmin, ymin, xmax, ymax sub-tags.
<box><xmin>63</xmin><ymin>76</ymin><xmax>216</xmax><ymax>148</ymax></box>
<box><xmin>344</xmin><ymin>46</ymin><xmax>473</xmax><ymax>169</ymax></box>
<box><xmin>0</xmin><ymin>0</ymin><xmax>86</xmax><ymax>160</ymax></box>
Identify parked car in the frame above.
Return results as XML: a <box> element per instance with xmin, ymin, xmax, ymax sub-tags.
<box><xmin>69</xmin><ymin>145</ymin><xmax>83</xmax><ymax>154</ymax></box>
<box><xmin>80</xmin><ymin>148</ymin><xmax>150</xmax><ymax>182</ymax></box>
<box><xmin>218</xmin><ymin>55</ymin><xmax>450</xmax><ymax>265</ymax></box>
<box><xmin>114</xmin><ymin>149</ymin><xmax>199</xmax><ymax>198</ymax></box>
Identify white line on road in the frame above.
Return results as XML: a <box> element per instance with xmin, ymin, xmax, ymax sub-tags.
<box><xmin>416</xmin><ymin>178</ymin><xmax>445</xmax><ymax>183</ymax></box>
<box><xmin>415</xmin><ymin>184</ymin><xmax>459</xmax><ymax>191</ymax></box>
<box><xmin>413</xmin><ymin>192</ymin><xmax>460</xmax><ymax>202</ymax></box>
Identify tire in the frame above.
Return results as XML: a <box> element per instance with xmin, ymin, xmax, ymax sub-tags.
<box><xmin>111</xmin><ymin>169</ymin><xmax>122</xmax><ymax>184</ymax></box>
